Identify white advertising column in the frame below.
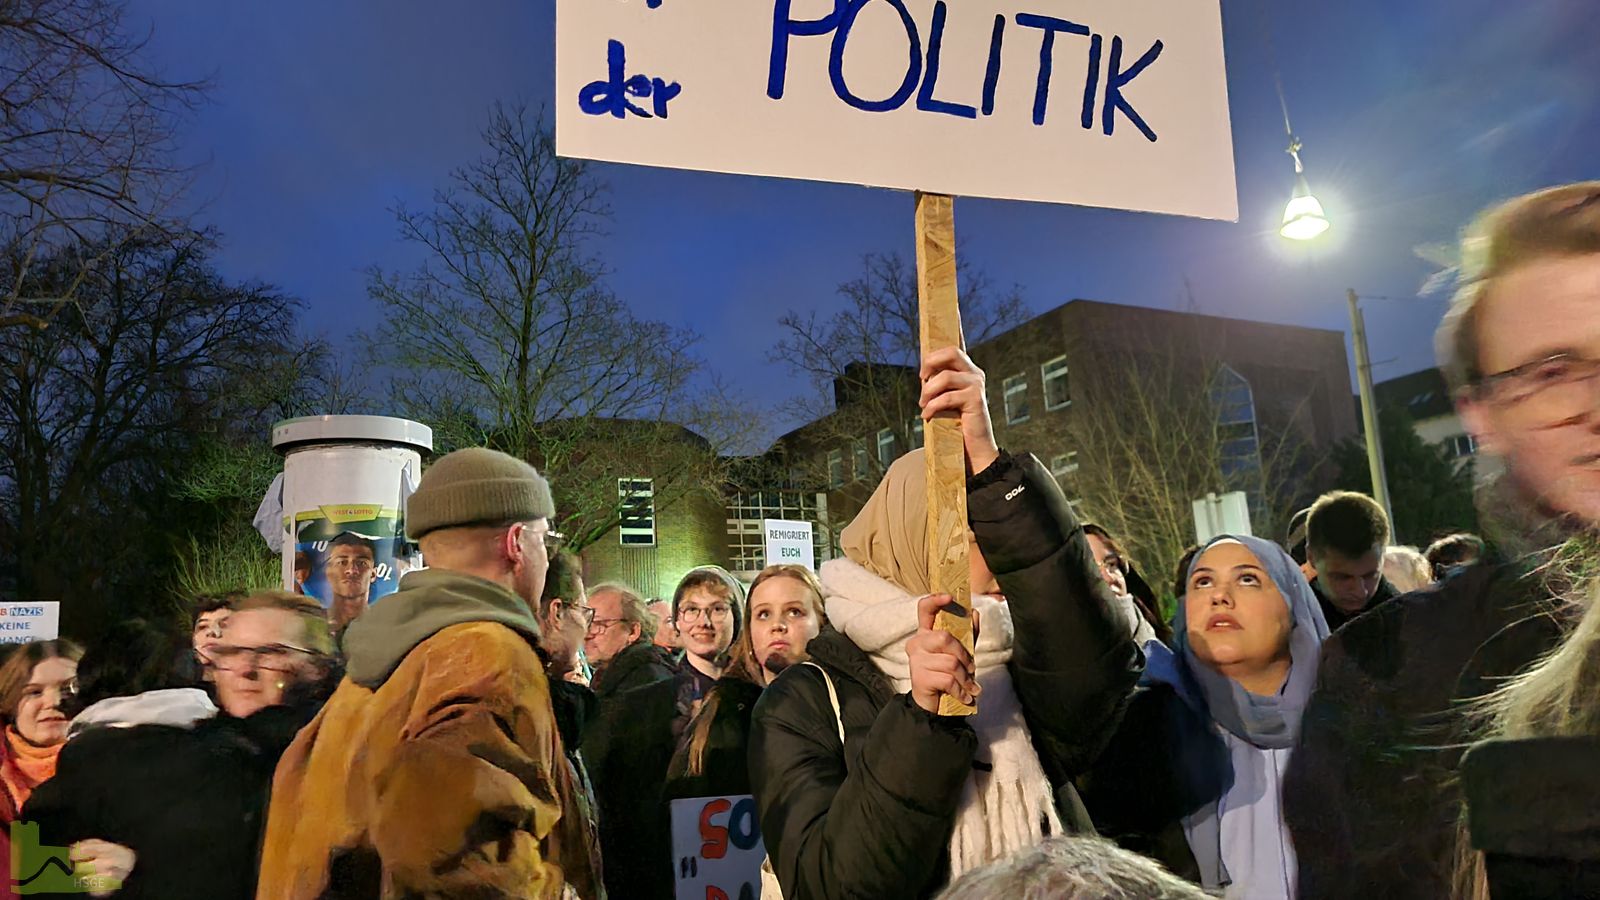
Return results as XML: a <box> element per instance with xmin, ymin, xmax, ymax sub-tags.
<box><xmin>271</xmin><ymin>416</ymin><xmax>433</xmax><ymax>630</ymax></box>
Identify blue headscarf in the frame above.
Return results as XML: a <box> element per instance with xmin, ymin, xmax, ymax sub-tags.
<box><xmin>1172</xmin><ymin>534</ymin><xmax>1330</xmax><ymax>749</ymax></box>
<box><xmin>1144</xmin><ymin>534</ymin><xmax>1331</xmax><ymax>890</ymax></box>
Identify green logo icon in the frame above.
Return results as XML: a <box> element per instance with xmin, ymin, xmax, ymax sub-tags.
<box><xmin>10</xmin><ymin>822</ymin><xmax>121</xmax><ymax>895</ymax></box>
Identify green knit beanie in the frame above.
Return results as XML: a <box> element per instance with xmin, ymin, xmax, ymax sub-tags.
<box><xmin>406</xmin><ymin>447</ymin><xmax>555</xmax><ymax>540</ymax></box>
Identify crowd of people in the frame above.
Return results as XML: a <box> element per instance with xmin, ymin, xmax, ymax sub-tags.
<box><xmin>0</xmin><ymin>180</ymin><xmax>1593</xmax><ymax>898</ymax></box>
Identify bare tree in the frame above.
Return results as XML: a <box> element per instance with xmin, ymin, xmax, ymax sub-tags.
<box><xmin>770</xmin><ymin>251</ymin><xmax>1029</xmax><ymax>530</ymax></box>
<box><xmin>0</xmin><ymin>0</ymin><xmax>205</xmax><ymax>331</ymax></box>
<box><xmin>369</xmin><ymin>103</ymin><xmax>752</xmax><ymax>549</ymax></box>
<box><xmin>1064</xmin><ymin>339</ymin><xmax>1317</xmax><ymax>603</ymax></box>
<box><xmin>0</xmin><ymin>230</ymin><xmax>302</xmax><ymax>631</ymax></box>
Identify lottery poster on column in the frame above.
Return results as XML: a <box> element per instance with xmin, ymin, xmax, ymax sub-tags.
<box><xmin>291</xmin><ymin>505</ymin><xmax>410</xmax><ymax>630</ymax></box>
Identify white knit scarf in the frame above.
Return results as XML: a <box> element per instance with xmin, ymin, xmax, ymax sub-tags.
<box><xmin>819</xmin><ymin>558</ymin><xmax>1063</xmax><ymax>882</ymax></box>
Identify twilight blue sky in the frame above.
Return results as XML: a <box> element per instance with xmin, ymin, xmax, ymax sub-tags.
<box><xmin>128</xmin><ymin>0</ymin><xmax>1598</xmax><ymax>443</ymax></box>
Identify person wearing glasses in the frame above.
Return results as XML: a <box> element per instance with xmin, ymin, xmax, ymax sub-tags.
<box><xmin>258</xmin><ymin>447</ymin><xmax>601</xmax><ymax>899</ymax></box>
<box><xmin>584</xmin><ymin>582</ymin><xmax>675</xmax><ymax>702</ymax></box>
<box><xmin>531</xmin><ymin>547</ymin><xmax>605</xmax><ymax>900</ymax></box>
<box><xmin>1285</xmin><ymin>181</ymin><xmax>1600</xmax><ymax>900</ymax></box>
<box><xmin>323</xmin><ymin>532</ymin><xmax>378</xmax><ymax>637</ymax></box>
<box><xmin>583</xmin><ymin>566</ymin><xmax>748</xmax><ymax>899</ymax></box>
<box><xmin>24</xmin><ymin>595</ymin><xmax>336</xmax><ymax>900</ymax></box>
<box><xmin>1083</xmin><ymin>523</ymin><xmax>1171</xmax><ymax>646</ymax></box>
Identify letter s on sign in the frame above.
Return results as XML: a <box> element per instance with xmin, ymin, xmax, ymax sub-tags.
<box><xmin>699</xmin><ymin>798</ymin><xmax>732</xmax><ymax>860</ymax></box>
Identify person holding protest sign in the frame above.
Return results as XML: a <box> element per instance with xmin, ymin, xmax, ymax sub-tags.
<box><xmin>1078</xmin><ymin>536</ymin><xmax>1329</xmax><ymax>895</ymax></box>
<box><xmin>748</xmin><ymin>347</ymin><xmax>1140</xmax><ymax>899</ymax></box>
<box><xmin>1285</xmin><ymin>181</ymin><xmax>1600</xmax><ymax>899</ymax></box>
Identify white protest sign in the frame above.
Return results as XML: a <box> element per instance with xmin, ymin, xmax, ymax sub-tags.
<box><xmin>0</xmin><ymin>603</ymin><xmax>61</xmax><ymax>645</ymax></box>
<box><xmin>1192</xmin><ymin>491</ymin><xmax>1252</xmax><ymax>544</ymax></box>
<box><xmin>671</xmin><ymin>795</ymin><xmax>767</xmax><ymax>900</ymax></box>
<box><xmin>764</xmin><ymin>519</ymin><xmax>815</xmax><ymax>570</ymax></box>
<box><xmin>556</xmin><ymin>0</ymin><xmax>1236</xmax><ymax>220</ymax></box>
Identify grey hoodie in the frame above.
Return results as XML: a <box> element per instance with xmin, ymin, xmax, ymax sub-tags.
<box><xmin>341</xmin><ymin>567</ymin><xmax>544</xmax><ymax>689</ymax></box>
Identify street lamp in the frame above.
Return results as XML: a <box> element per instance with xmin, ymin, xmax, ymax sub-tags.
<box><xmin>1281</xmin><ymin>139</ymin><xmax>1329</xmax><ymax>241</ymax></box>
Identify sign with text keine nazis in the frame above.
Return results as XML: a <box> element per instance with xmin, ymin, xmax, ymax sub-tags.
<box><xmin>557</xmin><ymin>0</ymin><xmax>1237</xmax><ymax>220</ymax></box>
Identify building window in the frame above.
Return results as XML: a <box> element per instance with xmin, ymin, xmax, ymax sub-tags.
<box><xmin>724</xmin><ymin>490</ymin><xmax>833</xmax><ymax>573</ymax></box>
<box><xmin>909</xmin><ymin>415</ymin><xmax>924</xmax><ymax>447</ymax></box>
<box><xmin>1447</xmin><ymin>433</ymin><xmax>1478</xmax><ymax>459</ymax></box>
<box><xmin>853</xmin><ymin>439</ymin><xmax>870</xmax><ymax>481</ymax></box>
<box><xmin>827</xmin><ymin>449</ymin><xmax>844</xmax><ymax>489</ymax></box>
<box><xmin>618</xmin><ymin>478</ymin><xmax>656</xmax><ymax>546</ymax></box>
<box><xmin>876</xmin><ymin>428</ymin><xmax>896</xmax><ymax>468</ymax></box>
<box><xmin>1050</xmin><ymin>452</ymin><xmax>1080</xmax><ymax>477</ymax></box>
<box><xmin>1042</xmin><ymin>356</ymin><xmax>1071</xmax><ymax>411</ymax></box>
<box><xmin>1213</xmin><ymin>365</ymin><xmax>1262</xmax><ymax>484</ymax></box>
<box><xmin>1003</xmin><ymin>374</ymin><xmax>1030</xmax><ymax>425</ymax></box>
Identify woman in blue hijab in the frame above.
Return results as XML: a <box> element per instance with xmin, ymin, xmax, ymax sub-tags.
<box><xmin>1078</xmin><ymin>534</ymin><xmax>1331</xmax><ymax>897</ymax></box>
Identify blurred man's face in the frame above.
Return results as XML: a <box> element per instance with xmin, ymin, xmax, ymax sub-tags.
<box><xmin>1313</xmin><ymin>545</ymin><xmax>1384</xmax><ymax>613</ymax></box>
<box><xmin>1459</xmin><ymin>253</ymin><xmax>1600</xmax><ymax>525</ymax></box>
<box><xmin>648</xmin><ymin>601</ymin><xmax>679</xmax><ymax>650</ymax></box>
<box><xmin>326</xmin><ymin>543</ymin><xmax>377</xmax><ymax>601</ymax></box>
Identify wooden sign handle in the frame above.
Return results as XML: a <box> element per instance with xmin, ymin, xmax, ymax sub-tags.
<box><xmin>914</xmin><ymin>191</ymin><xmax>975</xmax><ymax>717</ymax></box>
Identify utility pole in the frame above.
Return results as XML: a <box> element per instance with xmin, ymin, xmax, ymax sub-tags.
<box><xmin>1347</xmin><ymin>289</ymin><xmax>1394</xmax><ymax>527</ymax></box>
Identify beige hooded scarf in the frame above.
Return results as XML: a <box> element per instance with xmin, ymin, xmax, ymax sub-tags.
<box><xmin>825</xmin><ymin>450</ymin><xmax>1061</xmax><ymax>883</ymax></box>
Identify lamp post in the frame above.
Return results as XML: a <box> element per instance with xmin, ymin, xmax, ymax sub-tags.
<box><xmin>1272</xmin><ymin>145</ymin><xmax>1395</xmax><ymax>525</ymax></box>
<box><xmin>1345</xmin><ymin>290</ymin><xmax>1395</xmax><ymax>526</ymax></box>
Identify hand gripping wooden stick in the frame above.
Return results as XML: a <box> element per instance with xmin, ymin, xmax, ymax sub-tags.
<box><xmin>914</xmin><ymin>191</ymin><xmax>976</xmax><ymax>717</ymax></box>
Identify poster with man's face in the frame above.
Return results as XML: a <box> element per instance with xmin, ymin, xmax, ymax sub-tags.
<box><xmin>293</xmin><ymin>504</ymin><xmax>409</xmax><ymax>632</ymax></box>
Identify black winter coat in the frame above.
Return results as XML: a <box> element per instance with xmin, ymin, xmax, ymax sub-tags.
<box><xmin>749</xmin><ymin>451</ymin><xmax>1142</xmax><ymax>900</ymax></box>
<box><xmin>1462</xmin><ymin>736</ymin><xmax>1600</xmax><ymax>898</ymax></box>
<box><xmin>590</xmin><ymin>640</ymin><xmax>676</xmax><ymax>702</ymax></box>
<box><xmin>1283</xmin><ymin>559</ymin><xmax>1567</xmax><ymax>899</ymax></box>
<box><xmin>1076</xmin><ymin>682</ymin><xmax>1230</xmax><ymax>883</ymax></box>
<box><xmin>582</xmin><ymin>663</ymin><xmax>705</xmax><ymax>900</ymax></box>
<box><xmin>666</xmin><ymin>676</ymin><xmax>765</xmax><ymax>801</ymax></box>
<box><xmin>23</xmin><ymin>703</ymin><xmax>317</xmax><ymax>900</ymax></box>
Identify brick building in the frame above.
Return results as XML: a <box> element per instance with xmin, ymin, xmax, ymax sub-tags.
<box><xmin>771</xmin><ymin>299</ymin><xmax>1359</xmax><ymax>555</ymax></box>
<box><xmin>569</xmin><ymin>422</ymin><xmax>733</xmax><ymax>602</ymax></box>
<box><xmin>575</xmin><ymin>300</ymin><xmax>1361</xmax><ymax>596</ymax></box>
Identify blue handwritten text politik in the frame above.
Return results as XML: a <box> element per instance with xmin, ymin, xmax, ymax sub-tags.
<box><xmin>580</xmin><ymin>0</ymin><xmax>1164</xmax><ymax>141</ymax></box>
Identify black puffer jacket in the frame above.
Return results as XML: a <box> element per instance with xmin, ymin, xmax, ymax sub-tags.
<box><xmin>749</xmin><ymin>451</ymin><xmax>1142</xmax><ymax>900</ymax></box>
<box><xmin>1076</xmin><ymin>681</ymin><xmax>1229</xmax><ymax>883</ymax></box>
<box><xmin>1283</xmin><ymin>558</ymin><xmax>1568</xmax><ymax>899</ymax></box>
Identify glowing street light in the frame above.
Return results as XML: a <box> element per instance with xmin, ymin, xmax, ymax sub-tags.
<box><xmin>1280</xmin><ymin>140</ymin><xmax>1329</xmax><ymax>241</ymax></box>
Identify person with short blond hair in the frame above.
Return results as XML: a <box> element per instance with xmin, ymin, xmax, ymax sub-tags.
<box><xmin>1287</xmin><ymin>182</ymin><xmax>1600</xmax><ymax>899</ymax></box>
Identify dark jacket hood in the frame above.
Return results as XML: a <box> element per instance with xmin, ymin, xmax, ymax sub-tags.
<box><xmin>342</xmin><ymin>568</ymin><xmax>542</xmax><ymax>689</ymax></box>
